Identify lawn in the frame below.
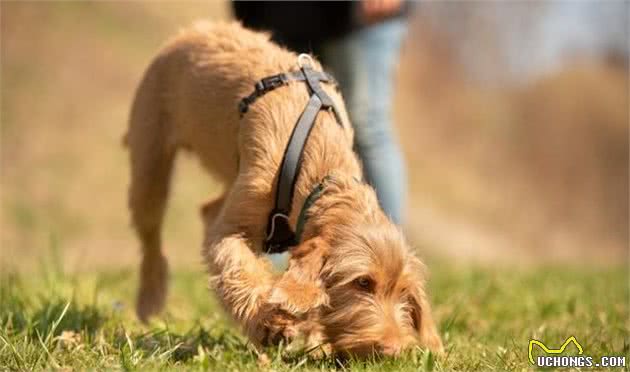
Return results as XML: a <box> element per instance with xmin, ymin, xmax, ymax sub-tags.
<box><xmin>1</xmin><ymin>255</ymin><xmax>627</xmax><ymax>371</ymax></box>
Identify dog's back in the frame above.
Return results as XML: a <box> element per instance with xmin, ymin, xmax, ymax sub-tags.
<box><xmin>128</xmin><ymin>22</ymin><xmax>290</xmax><ymax>181</ymax></box>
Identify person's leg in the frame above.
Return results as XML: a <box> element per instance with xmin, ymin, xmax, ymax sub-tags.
<box><xmin>322</xmin><ymin>19</ymin><xmax>407</xmax><ymax>224</ymax></box>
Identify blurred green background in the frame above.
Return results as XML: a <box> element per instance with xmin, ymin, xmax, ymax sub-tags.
<box><xmin>1</xmin><ymin>1</ymin><xmax>628</xmax><ymax>272</ymax></box>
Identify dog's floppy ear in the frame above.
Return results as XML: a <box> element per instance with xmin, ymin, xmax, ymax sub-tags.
<box><xmin>409</xmin><ymin>283</ymin><xmax>444</xmax><ymax>353</ymax></box>
<box><xmin>268</xmin><ymin>237</ymin><xmax>330</xmax><ymax>315</ymax></box>
<box><xmin>406</xmin><ymin>255</ymin><xmax>443</xmax><ymax>352</ymax></box>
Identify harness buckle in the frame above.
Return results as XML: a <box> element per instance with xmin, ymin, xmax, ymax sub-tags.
<box><xmin>260</xmin><ymin>75</ymin><xmax>287</xmax><ymax>92</ymax></box>
<box><xmin>265</xmin><ymin>212</ymin><xmax>290</xmax><ymax>240</ymax></box>
<box><xmin>264</xmin><ymin>211</ymin><xmax>297</xmax><ymax>253</ymax></box>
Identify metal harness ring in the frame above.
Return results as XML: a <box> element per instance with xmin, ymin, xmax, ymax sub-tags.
<box><xmin>297</xmin><ymin>53</ymin><xmax>314</xmax><ymax>69</ymax></box>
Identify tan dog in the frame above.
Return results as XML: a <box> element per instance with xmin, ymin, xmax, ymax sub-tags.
<box><xmin>126</xmin><ymin>21</ymin><xmax>442</xmax><ymax>357</ymax></box>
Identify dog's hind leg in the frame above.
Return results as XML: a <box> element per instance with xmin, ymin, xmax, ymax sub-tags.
<box><xmin>127</xmin><ymin>64</ymin><xmax>176</xmax><ymax>322</ymax></box>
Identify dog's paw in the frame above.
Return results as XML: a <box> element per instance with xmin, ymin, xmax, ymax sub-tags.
<box><xmin>136</xmin><ymin>254</ymin><xmax>168</xmax><ymax>322</ymax></box>
<box><xmin>249</xmin><ymin>305</ymin><xmax>300</xmax><ymax>347</ymax></box>
<box><xmin>262</xmin><ymin>309</ymin><xmax>299</xmax><ymax>346</ymax></box>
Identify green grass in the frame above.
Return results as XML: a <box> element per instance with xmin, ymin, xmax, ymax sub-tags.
<box><xmin>1</xmin><ymin>256</ymin><xmax>628</xmax><ymax>371</ymax></box>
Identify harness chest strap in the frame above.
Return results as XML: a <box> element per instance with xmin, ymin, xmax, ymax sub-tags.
<box><xmin>238</xmin><ymin>54</ymin><xmax>343</xmax><ymax>253</ymax></box>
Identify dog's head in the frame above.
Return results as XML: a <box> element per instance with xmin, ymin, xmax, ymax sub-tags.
<box><xmin>283</xmin><ymin>223</ymin><xmax>443</xmax><ymax>358</ymax></box>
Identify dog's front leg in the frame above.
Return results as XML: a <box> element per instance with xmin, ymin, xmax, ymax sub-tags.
<box><xmin>204</xmin><ymin>233</ymin><xmax>298</xmax><ymax>347</ymax></box>
<box><xmin>199</xmin><ymin>195</ymin><xmax>225</xmax><ymax>226</ymax></box>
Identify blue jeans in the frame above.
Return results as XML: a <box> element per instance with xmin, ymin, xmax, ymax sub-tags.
<box><xmin>322</xmin><ymin>19</ymin><xmax>407</xmax><ymax>224</ymax></box>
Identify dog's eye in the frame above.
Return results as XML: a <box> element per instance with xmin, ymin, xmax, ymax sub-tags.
<box><xmin>354</xmin><ymin>276</ymin><xmax>374</xmax><ymax>291</ymax></box>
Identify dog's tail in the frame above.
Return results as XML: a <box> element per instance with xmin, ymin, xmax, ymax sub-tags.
<box><xmin>126</xmin><ymin>57</ymin><xmax>175</xmax><ymax>322</ymax></box>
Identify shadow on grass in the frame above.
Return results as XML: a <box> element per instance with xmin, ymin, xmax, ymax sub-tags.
<box><xmin>1</xmin><ymin>274</ymin><xmax>104</xmax><ymax>338</ymax></box>
<box><xmin>29</xmin><ymin>299</ymin><xmax>104</xmax><ymax>340</ymax></box>
<box><xmin>114</xmin><ymin>325</ymin><xmax>254</xmax><ymax>363</ymax></box>
<box><xmin>0</xmin><ymin>275</ymin><xmax>257</xmax><ymax>367</ymax></box>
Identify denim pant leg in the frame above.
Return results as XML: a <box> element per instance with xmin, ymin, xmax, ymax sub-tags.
<box><xmin>322</xmin><ymin>19</ymin><xmax>407</xmax><ymax>224</ymax></box>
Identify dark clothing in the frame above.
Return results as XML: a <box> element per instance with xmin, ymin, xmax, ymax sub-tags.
<box><xmin>232</xmin><ymin>1</ymin><xmax>406</xmax><ymax>55</ymax></box>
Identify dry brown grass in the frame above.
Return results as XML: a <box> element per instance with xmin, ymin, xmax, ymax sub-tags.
<box><xmin>396</xmin><ymin>23</ymin><xmax>628</xmax><ymax>264</ymax></box>
<box><xmin>1</xmin><ymin>2</ymin><xmax>229</xmax><ymax>271</ymax></box>
<box><xmin>2</xmin><ymin>2</ymin><xmax>626</xmax><ymax>272</ymax></box>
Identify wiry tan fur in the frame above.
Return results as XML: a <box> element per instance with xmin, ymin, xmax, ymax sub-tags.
<box><xmin>126</xmin><ymin>21</ymin><xmax>442</xmax><ymax>357</ymax></box>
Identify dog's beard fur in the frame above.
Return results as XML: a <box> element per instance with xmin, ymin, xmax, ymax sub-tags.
<box><xmin>284</xmin><ymin>220</ymin><xmax>443</xmax><ymax>358</ymax></box>
<box><xmin>321</xmin><ymin>225</ymin><xmax>429</xmax><ymax>357</ymax></box>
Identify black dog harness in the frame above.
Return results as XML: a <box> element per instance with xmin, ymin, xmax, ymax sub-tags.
<box><xmin>239</xmin><ymin>54</ymin><xmax>344</xmax><ymax>253</ymax></box>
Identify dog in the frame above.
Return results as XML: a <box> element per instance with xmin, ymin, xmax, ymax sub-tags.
<box><xmin>126</xmin><ymin>21</ymin><xmax>442</xmax><ymax>357</ymax></box>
